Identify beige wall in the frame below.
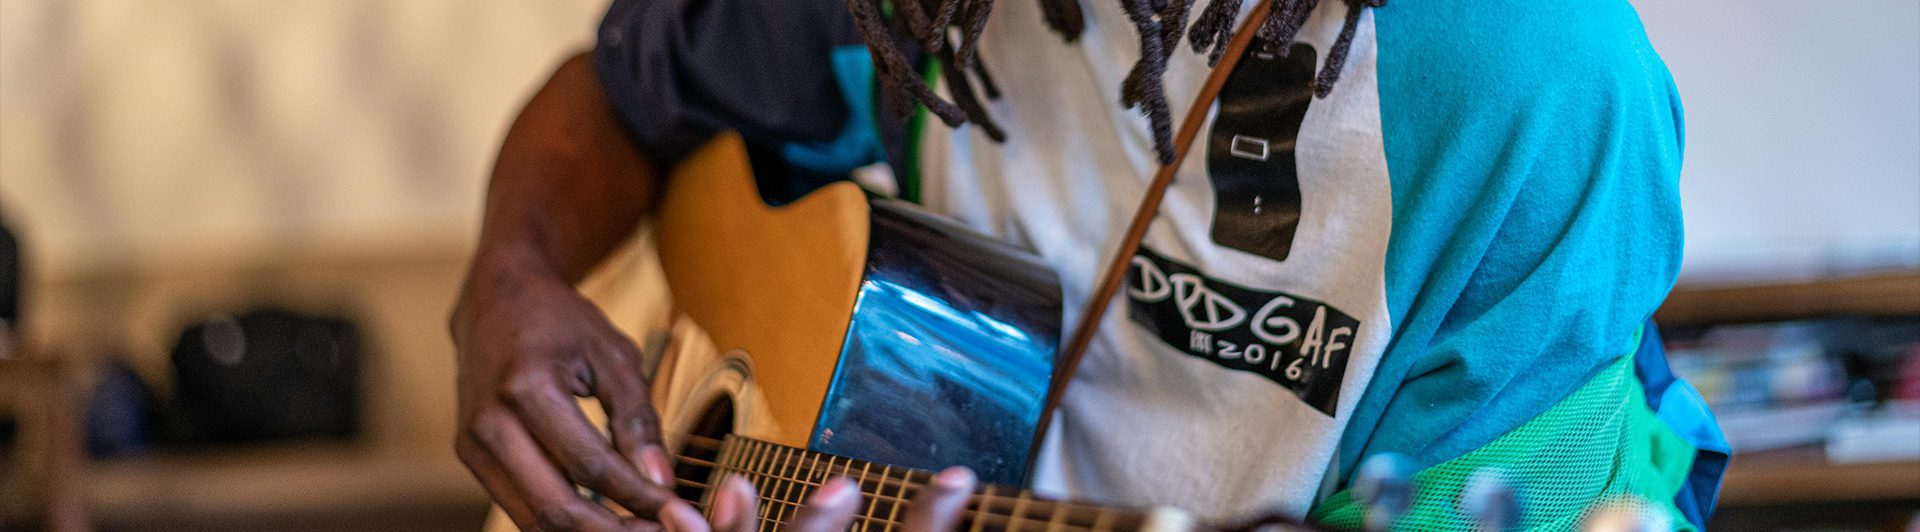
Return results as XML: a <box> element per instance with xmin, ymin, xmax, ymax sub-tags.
<box><xmin>1</xmin><ymin>1</ymin><xmax>608</xmax><ymax>457</ymax></box>
<box><xmin>1633</xmin><ymin>1</ymin><xmax>1920</xmax><ymax>283</ymax></box>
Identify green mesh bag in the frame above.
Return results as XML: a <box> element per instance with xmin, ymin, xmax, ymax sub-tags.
<box><xmin>1310</xmin><ymin>351</ymin><xmax>1697</xmax><ymax>531</ymax></box>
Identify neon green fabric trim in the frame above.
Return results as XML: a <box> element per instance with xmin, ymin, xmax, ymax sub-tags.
<box><xmin>1310</xmin><ymin>351</ymin><xmax>1697</xmax><ymax>531</ymax></box>
<box><xmin>898</xmin><ymin>58</ymin><xmax>938</xmax><ymax>204</ymax></box>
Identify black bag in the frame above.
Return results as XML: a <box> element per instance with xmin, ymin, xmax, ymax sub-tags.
<box><xmin>170</xmin><ymin>307</ymin><xmax>361</xmax><ymax>443</ymax></box>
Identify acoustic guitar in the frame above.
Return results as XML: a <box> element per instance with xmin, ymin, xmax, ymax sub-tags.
<box><xmin>630</xmin><ymin>133</ymin><xmax>1305</xmax><ymax>532</ymax></box>
<box><xmin>619</xmin><ymin>134</ymin><xmax>1657</xmax><ymax>532</ymax></box>
<box><xmin>507</xmin><ymin>133</ymin><xmax>1556</xmax><ymax>532</ymax></box>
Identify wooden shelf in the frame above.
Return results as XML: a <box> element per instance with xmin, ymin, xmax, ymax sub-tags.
<box><xmin>1655</xmin><ymin>271</ymin><xmax>1920</xmax><ymax>510</ymax></box>
<box><xmin>0</xmin><ymin>355</ymin><xmax>91</xmax><ymax>530</ymax></box>
<box><xmin>86</xmin><ymin>443</ymin><xmax>488</xmax><ymax>523</ymax></box>
<box><xmin>1656</xmin><ymin>271</ymin><xmax>1920</xmax><ymax>327</ymax></box>
<box><xmin>1720</xmin><ymin>450</ymin><xmax>1920</xmax><ymax>505</ymax></box>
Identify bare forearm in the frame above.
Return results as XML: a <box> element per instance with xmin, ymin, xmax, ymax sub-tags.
<box><xmin>448</xmin><ymin>53</ymin><xmax>689</xmax><ymax>530</ymax></box>
<box><xmin>470</xmin><ymin>52</ymin><xmax>657</xmax><ymax>288</ymax></box>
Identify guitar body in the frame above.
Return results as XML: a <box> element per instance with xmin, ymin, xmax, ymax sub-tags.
<box><xmin>650</xmin><ymin>133</ymin><xmax>1064</xmax><ymax>486</ymax></box>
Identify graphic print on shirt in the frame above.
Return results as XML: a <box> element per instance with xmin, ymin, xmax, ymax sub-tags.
<box><xmin>1205</xmin><ymin>41</ymin><xmax>1317</xmax><ymax>262</ymax></box>
<box><xmin>1126</xmin><ymin>246</ymin><xmax>1359</xmax><ymax>415</ymax></box>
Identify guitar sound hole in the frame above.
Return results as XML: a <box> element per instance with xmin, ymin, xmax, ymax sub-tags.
<box><xmin>674</xmin><ymin>397</ymin><xmax>734</xmax><ymax>503</ymax></box>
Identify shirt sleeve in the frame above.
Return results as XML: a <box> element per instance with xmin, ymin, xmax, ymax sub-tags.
<box><xmin>591</xmin><ymin>0</ymin><xmax>861</xmax><ymax>168</ymax></box>
<box><xmin>1337</xmin><ymin>0</ymin><xmax>1688</xmax><ymax>492</ymax></box>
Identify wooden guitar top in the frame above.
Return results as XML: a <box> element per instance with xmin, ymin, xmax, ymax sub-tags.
<box><xmin>652</xmin><ymin>133</ymin><xmax>870</xmax><ymax>447</ymax></box>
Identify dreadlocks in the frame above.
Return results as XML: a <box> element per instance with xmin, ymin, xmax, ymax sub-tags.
<box><xmin>847</xmin><ymin>0</ymin><xmax>1384</xmax><ymax>164</ymax></box>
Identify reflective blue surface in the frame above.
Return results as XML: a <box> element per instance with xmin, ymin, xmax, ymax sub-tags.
<box><xmin>811</xmin><ymin>199</ymin><xmax>1061</xmax><ymax>485</ymax></box>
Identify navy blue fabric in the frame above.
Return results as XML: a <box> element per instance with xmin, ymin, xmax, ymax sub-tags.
<box><xmin>1634</xmin><ymin>321</ymin><xmax>1729</xmax><ymax>529</ymax></box>
<box><xmin>781</xmin><ymin>46</ymin><xmax>889</xmax><ymax>176</ymax></box>
<box><xmin>591</xmin><ymin>0</ymin><xmax>859</xmax><ymax>169</ymax></box>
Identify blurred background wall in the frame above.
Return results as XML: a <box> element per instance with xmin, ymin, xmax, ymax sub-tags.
<box><xmin>3</xmin><ymin>0</ymin><xmax>606</xmax><ymax>439</ymax></box>
<box><xmin>1636</xmin><ymin>0</ymin><xmax>1920</xmax><ymax>284</ymax></box>
<box><xmin>1</xmin><ymin>1</ymin><xmax>609</xmax><ymax>529</ymax></box>
<box><xmin>0</xmin><ymin>0</ymin><xmax>1915</xmax><ymax>530</ymax></box>
<box><xmin>5</xmin><ymin>0</ymin><xmax>1914</xmax><ymax>327</ymax></box>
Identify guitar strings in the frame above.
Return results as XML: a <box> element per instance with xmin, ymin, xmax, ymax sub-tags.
<box><xmin>668</xmin><ymin>481</ymin><xmax>1128</xmax><ymax>532</ymax></box>
<box><xmin>670</xmin><ymin>453</ymin><xmax>1128</xmax><ymax>531</ymax></box>
<box><xmin>739</xmin><ymin>495</ymin><xmax>1116</xmax><ymax>532</ymax></box>
<box><xmin>692</xmin><ymin>446</ymin><xmax>1118</xmax><ymax>526</ymax></box>
<box><xmin>734</xmin><ymin>494</ymin><xmax>1122</xmax><ymax>532</ymax></box>
<box><xmin>671</xmin><ymin>463</ymin><xmax>1093</xmax><ymax>520</ymax></box>
<box><xmin>660</xmin><ymin>438</ymin><xmax>1149</xmax><ymax>531</ymax></box>
<box><xmin>677</xmin><ymin>453</ymin><xmax>1089</xmax><ymax>517</ymax></box>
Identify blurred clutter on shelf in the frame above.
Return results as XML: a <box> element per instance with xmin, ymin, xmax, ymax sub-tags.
<box><xmin>1655</xmin><ymin>274</ymin><xmax>1920</xmax><ymax>530</ymax></box>
<box><xmin>1664</xmin><ymin>319</ymin><xmax>1920</xmax><ymax>464</ymax></box>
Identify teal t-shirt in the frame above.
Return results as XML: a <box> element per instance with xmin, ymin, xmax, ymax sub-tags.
<box><xmin>1340</xmin><ymin>0</ymin><xmax>1686</xmax><ymax>482</ymax></box>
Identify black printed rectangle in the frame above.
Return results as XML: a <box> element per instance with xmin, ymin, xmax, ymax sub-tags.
<box><xmin>1125</xmin><ymin>246</ymin><xmax>1359</xmax><ymax>415</ymax></box>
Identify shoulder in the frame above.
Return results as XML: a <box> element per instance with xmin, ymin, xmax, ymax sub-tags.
<box><xmin>1365</xmin><ymin>0</ymin><xmax>1684</xmax><ymax>186</ymax></box>
<box><xmin>1371</xmin><ymin>0</ymin><xmax>1671</xmax><ymax>93</ymax></box>
<box><xmin>592</xmin><ymin>0</ymin><xmax>862</xmax><ymax>167</ymax></box>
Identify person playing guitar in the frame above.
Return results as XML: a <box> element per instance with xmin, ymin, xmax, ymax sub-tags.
<box><xmin>450</xmin><ymin>0</ymin><xmax>1728</xmax><ymax>530</ymax></box>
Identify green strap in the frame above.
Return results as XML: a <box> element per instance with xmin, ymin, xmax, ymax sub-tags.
<box><xmin>897</xmin><ymin>58</ymin><xmax>939</xmax><ymax>204</ymax></box>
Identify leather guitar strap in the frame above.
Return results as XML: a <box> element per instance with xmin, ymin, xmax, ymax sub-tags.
<box><xmin>1034</xmin><ymin>0</ymin><xmax>1276</xmax><ymax>452</ymax></box>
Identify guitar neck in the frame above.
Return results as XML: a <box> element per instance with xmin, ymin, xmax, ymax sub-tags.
<box><xmin>680</xmin><ymin>435</ymin><xmax>1190</xmax><ymax>532</ymax></box>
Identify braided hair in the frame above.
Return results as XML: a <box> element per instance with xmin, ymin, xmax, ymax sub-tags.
<box><xmin>847</xmin><ymin>0</ymin><xmax>1384</xmax><ymax>164</ymax></box>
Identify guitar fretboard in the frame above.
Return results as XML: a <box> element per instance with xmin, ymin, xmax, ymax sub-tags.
<box><xmin>684</xmin><ymin>435</ymin><xmax>1172</xmax><ymax>532</ymax></box>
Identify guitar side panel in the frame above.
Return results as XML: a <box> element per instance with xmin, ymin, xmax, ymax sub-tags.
<box><xmin>808</xmin><ymin>199</ymin><xmax>1064</xmax><ymax>486</ymax></box>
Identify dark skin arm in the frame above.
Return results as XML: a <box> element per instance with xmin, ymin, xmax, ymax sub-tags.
<box><xmin>452</xmin><ymin>52</ymin><xmax>694</xmax><ymax>532</ymax></box>
<box><xmin>452</xmin><ymin>52</ymin><xmax>975</xmax><ymax>532</ymax></box>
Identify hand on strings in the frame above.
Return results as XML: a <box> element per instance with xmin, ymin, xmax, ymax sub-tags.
<box><xmin>699</xmin><ymin>467</ymin><xmax>979</xmax><ymax>532</ymax></box>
